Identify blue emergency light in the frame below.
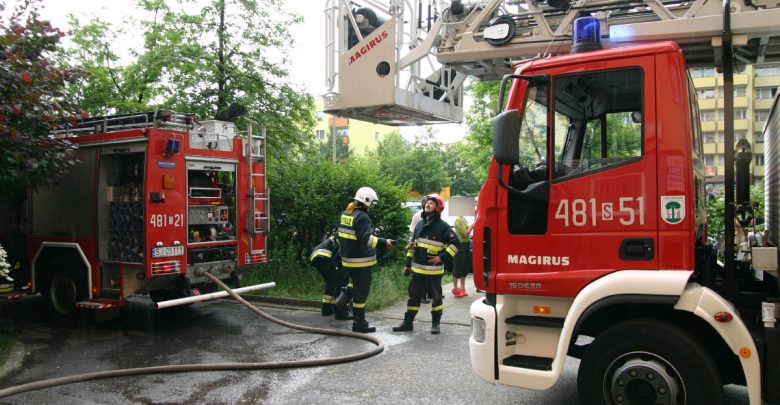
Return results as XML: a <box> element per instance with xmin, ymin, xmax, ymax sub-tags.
<box><xmin>571</xmin><ymin>16</ymin><xmax>602</xmax><ymax>53</ymax></box>
<box><xmin>164</xmin><ymin>139</ymin><xmax>180</xmax><ymax>155</ymax></box>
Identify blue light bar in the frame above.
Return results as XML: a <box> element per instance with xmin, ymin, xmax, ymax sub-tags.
<box><xmin>571</xmin><ymin>16</ymin><xmax>602</xmax><ymax>53</ymax></box>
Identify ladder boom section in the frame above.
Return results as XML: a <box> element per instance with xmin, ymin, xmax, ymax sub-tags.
<box><xmin>324</xmin><ymin>0</ymin><xmax>780</xmax><ymax>126</ymax></box>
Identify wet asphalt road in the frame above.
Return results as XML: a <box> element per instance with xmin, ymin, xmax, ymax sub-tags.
<box><xmin>0</xmin><ymin>295</ymin><xmax>749</xmax><ymax>404</ymax></box>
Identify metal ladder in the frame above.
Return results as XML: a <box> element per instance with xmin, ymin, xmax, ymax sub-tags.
<box><xmin>246</xmin><ymin>124</ymin><xmax>268</xmax><ymax>264</ymax></box>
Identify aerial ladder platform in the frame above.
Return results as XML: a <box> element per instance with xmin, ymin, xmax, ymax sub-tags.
<box><xmin>324</xmin><ymin>0</ymin><xmax>780</xmax><ymax>126</ymax></box>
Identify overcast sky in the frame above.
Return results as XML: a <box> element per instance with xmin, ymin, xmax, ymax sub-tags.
<box><xmin>4</xmin><ymin>0</ymin><xmax>466</xmax><ymax>143</ymax></box>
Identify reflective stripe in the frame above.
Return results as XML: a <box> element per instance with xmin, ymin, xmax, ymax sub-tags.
<box><xmin>406</xmin><ymin>252</ymin><xmax>413</xmax><ymax>257</ymax></box>
<box><xmin>338</xmin><ymin>227</ymin><xmax>357</xmax><ymax>240</ymax></box>
<box><xmin>432</xmin><ymin>305</ymin><xmax>444</xmax><ymax>311</ymax></box>
<box><xmin>445</xmin><ymin>245</ymin><xmax>458</xmax><ymax>256</ymax></box>
<box><xmin>341</xmin><ymin>256</ymin><xmax>377</xmax><ymax>268</ymax></box>
<box><xmin>417</xmin><ymin>238</ymin><xmax>444</xmax><ymax>247</ymax></box>
<box><xmin>310</xmin><ymin>249</ymin><xmax>332</xmax><ymax>261</ymax></box>
<box><xmin>411</xmin><ymin>266</ymin><xmax>444</xmax><ymax>276</ymax></box>
<box><xmin>411</xmin><ymin>262</ymin><xmax>444</xmax><ymax>270</ymax></box>
<box><xmin>353</xmin><ymin>302</ymin><xmax>366</xmax><ymax>308</ymax></box>
<box><xmin>322</xmin><ymin>298</ymin><xmax>335</xmax><ymax>304</ymax></box>
<box><xmin>368</xmin><ymin>235</ymin><xmax>379</xmax><ymax>248</ymax></box>
<box><xmin>418</xmin><ymin>242</ymin><xmax>444</xmax><ymax>254</ymax></box>
<box><xmin>407</xmin><ymin>306</ymin><xmax>420</xmax><ymax>311</ymax></box>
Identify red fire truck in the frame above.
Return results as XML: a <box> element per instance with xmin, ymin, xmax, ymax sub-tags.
<box><xmin>1</xmin><ymin>110</ymin><xmax>268</xmax><ymax>318</ymax></box>
<box><xmin>325</xmin><ymin>0</ymin><xmax>780</xmax><ymax>402</ymax></box>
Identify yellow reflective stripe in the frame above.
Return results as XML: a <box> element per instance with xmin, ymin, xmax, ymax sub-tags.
<box><xmin>445</xmin><ymin>246</ymin><xmax>458</xmax><ymax>256</ymax></box>
<box><xmin>432</xmin><ymin>305</ymin><xmax>444</xmax><ymax>311</ymax></box>
<box><xmin>342</xmin><ymin>260</ymin><xmax>377</xmax><ymax>268</ymax></box>
<box><xmin>368</xmin><ymin>235</ymin><xmax>379</xmax><ymax>248</ymax></box>
<box><xmin>353</xmin><ymin>302</ymin><xmax>366</xmax><ymax>308</ymax></box>
<box><xmin>412</xmin><ymin>262</ymin><xmax>444</xmax><ymax>270</ymax></box>
<box><xmin>407</xmin><ymin>306</ymin><xmax>420</xmax><ymax>311</ymax></box>
<box><xmin>406</xmin><ymin>252</ymin><xmax>413</xmax><ymax>257</ymax></box>
<box><xmin>417</xmin><ymin>242</ymin><xmax>444</xmax><ymax>253</ymax></box>
<box><xmin>338</xmin><ymin>232</ymin><xmax>357</xmax><ymax>240</ymax></box>
<box><xmin>310</xmin><ymin>249</ymin><xmax>332</xmax><ymax>261</ymax></box>
<box><xmin>411</xmin><ymin>266</ymin><xmax>444</xmax><ymax>275</ymax></box>
<box><xmin>322</xmin><ymin>298</ymin><xmax>335</xmax><ymax>304</ymax></box>
<box><xmin>338</xmin><ymin>227</ymin><xmax>355</xmax><ymax>235</ymax></box>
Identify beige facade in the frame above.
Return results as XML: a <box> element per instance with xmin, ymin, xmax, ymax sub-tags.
<box><xmin>313</xmin><ymin>100</ymin><xmax>398</xmax><ymax>157</ymax></box>
<box><xmin>691</xmin><ymin>64</ymin><xmax>780</xmax><ymax>184</ymax></box>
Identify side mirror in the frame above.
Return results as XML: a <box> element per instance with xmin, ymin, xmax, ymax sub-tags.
<box><xmin>493</xmin><ymin>109</ymin><xmax>520</xmax><ymax>165</ymax></box>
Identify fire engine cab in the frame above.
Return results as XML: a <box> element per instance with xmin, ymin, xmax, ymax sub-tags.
<box><xmin>5</xmin><ymin>111</ymin><xmax>268</xmax><ymax>318</ymax></box>
<box><xmin>327</xmin><ymin>0</ymin><xmax>780</xmax><ymax>403</ymax></box>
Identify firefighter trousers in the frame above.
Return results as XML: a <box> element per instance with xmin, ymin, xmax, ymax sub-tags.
<box><xmin>406</xmin><ymin>274</ymin><xmax>443</xmax><ymax>315</ymax></box>
<box><xmin>348</xmin><ymin>267</ymin><xmax>373</xmax><ymax>320</ymax></box>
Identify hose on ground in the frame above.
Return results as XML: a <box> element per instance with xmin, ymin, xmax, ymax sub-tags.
<box><xmin>0</xmin><ymin>272</ymin><xmax>384</xmax><ymax>399</ymax></box>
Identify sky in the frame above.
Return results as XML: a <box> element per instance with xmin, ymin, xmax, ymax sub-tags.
<box><xmin>4</xmin><ymin>0</ymin><xmax>467</xmax><ymax>143</ymax></box>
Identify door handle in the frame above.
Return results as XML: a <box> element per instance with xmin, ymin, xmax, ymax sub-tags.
<box><xmin>619</xmin><ymin>238</ymin><xmax>654</xmax><ymax>260</ymax></box>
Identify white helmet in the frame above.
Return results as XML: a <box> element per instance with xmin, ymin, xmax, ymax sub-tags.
<box><xmin>354</xmin><ymin>187</ymin><xmax>379</xmax><ymax>207</ymax></box>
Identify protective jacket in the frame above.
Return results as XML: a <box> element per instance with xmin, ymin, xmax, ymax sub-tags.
<box><xmin>310</xmin><ymin>236</ymin><xmax>340</xmax><ymax>265</ymax></box>
<box><xmin>338</xmin><ymin>208</ymin><xmax>388</xmax><ymax>269</ymax></box>
<box><xmin>406</xmin><ymin>213</ymin><xmax>461</xmax><ymax>276</ymax></box>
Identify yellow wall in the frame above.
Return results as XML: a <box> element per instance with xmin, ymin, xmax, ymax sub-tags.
<box><xmin>313</xmin><ymin>99</ymin><xmax>398</xmax><ymax>156</ymax></box>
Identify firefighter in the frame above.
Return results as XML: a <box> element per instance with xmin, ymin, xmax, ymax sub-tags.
<box><xmin>338</xmin><ymin>187</ymin><xmax>395</xmax><ymax>333</ymax></box>
<box><xmin>309</xmin><ymin>235</ymin><xmax>352</xmax><ymax>320</ymax></box>
<box><xmin>393</xmin><ymin>194</ymin><xmax>461</xmax><ymax>334</ymax></box>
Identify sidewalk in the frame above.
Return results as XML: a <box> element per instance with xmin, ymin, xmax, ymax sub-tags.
<box><xmin>373</xmin><ymin>273</ymin><xmax>478</xmax><ymax>327</ymax></box>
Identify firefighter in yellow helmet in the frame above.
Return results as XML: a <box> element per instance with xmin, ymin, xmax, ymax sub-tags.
<box><xmin>393</xmin><ymin>194</ymin><xmax>460</xmax><ymax>334</ymax></box>
<box><xmin>338</xmin><ymin>187</ymin><xmax>395</xmax><ymax>333</ymax></box>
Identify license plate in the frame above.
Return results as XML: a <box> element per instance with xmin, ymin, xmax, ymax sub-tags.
<box><xmin>152</xmin><ymin>245</ymin><xmax>184</xmax><ymax>258</ymax></box>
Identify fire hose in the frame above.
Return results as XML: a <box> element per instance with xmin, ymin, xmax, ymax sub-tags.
<box><xmin>0</xmin><ymin>271</ymin><xmax>384</xmax><ymax>399</ymax></box>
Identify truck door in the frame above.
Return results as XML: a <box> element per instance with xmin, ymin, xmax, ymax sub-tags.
<box><xmin>497</xmin><ymin>57</ymin><xmax>658</xmax><ymax>297</ymax></box>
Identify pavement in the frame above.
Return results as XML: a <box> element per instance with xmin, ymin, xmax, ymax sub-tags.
<box><xmin>0</xmin><ymin>274</ymin><xmax>479</xmax><ymax>381</ymax></box>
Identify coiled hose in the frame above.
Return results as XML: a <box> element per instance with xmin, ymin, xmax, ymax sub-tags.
<box><xmin>0</xmin><ymin>272</ymin><xmax>384</xmax><ymax>399</ymax></box>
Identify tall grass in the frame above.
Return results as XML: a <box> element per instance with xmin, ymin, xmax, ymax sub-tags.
<box><xmin>241</xmin><ymin>247</ymin><xmax>413</xmax><ymax>311</ymax></box>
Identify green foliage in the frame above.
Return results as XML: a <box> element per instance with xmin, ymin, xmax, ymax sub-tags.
<box><xmin>444</xmin><ymin>142</ymin><xmax>482</xmax><ymax>196</ymax></box>
<box><xmin>316</xmin><ymin>127</ymin><xmax>351</xmax><ymax>161</ymax></box>
<box><xmin>61</xmin><ymin>0</ymin><xmax>316</xmax><ymax>161</ymax></box>
<box><xmin>267</xmin><ymin>155</ymin><xmax>409</xmax><ymax>266</ymax></box>
<box><xmin>0</xmin><ymin>0</ymin><xmax>86</xmax><ymax>202</ymax></box>
<box><xmin>463</xmin><ymin>80</ymin><xmax>500</xmax><ymax>181</ymax></box>
<box><xmin>706</xmin><ymin>182</ymin><xmax>766</xmax><ymax>241</ymax></box>
<box><xmin>372</xmin><ymin>131</ymin><xmax>450</xmax><ymax>195</ymax></box>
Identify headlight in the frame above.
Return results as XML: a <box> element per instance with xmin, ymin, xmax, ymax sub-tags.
<box><xmin>471</xmin><ymin>316</ymin><xmax>486</xmax><ymax>343</ymax></box>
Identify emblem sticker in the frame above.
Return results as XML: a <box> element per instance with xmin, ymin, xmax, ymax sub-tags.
<box><xmin>661</xmin><ymin>196</ymin><xmax>685</xmax><ymax>224</ymax></box>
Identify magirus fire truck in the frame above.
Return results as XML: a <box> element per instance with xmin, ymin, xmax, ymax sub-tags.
<box><xmin>1</xmin><ymin>110</ymin><xmax>269</xmax><ymax>319</ymax></box>
<box><xmin>326</xmin><ymin>0</ymin><xmax>780</xmax><ymax>403</ymax></box>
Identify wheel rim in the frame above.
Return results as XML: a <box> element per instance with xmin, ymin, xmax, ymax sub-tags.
<box><xmin>51</xmin><ymin>274</ymin><xmax>77</xmax><ymax>314</ymax></box>
<box><xmin>604</xmin><ymin>351</ymin><xmax>684</xmax><ymax>405</ymax></box>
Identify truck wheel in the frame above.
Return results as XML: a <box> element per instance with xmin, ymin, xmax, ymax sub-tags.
<box><xmin>46</xmin><ymin>270</ymin><xmax>83</xmax><ymax>318</ymax></box>
<box><xmin>577</xmin><ymin>318</ymin><xmax>722</xmax><ymax>405</ymax></box>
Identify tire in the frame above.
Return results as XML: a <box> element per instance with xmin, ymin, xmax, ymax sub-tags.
<box><xmin>577</xmin><ymin>318</ymin><xmax>722</xmax><ymax>405</ymax></box>
<box><xmin>46</xmin><ymin>270</ymin><xmax>83</xmax><ymax>320</ymax></box>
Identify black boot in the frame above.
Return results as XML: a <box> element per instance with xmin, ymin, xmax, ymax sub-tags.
<box><xmin>334</xmin><ymin>286</ymin><xmax>352</xmax><ymax>309</ymax></box>
<box><xmin>334</xmin><ymin>306</ymin><xmax>353</xmax><ymax>320</ymax></box>
<box><xmin>431</xmin><ymin>311</ymin><xmax>442</xmax><ymax>335</ymax></box>
<box><xmin>351</xmin><ymin>307</ymin><xmax>375</xmax><ymax>333</ymax></box>
<box><xmin>392</xmin><ymin>311</ymin><xmax>416</xmax><ymax>332</ymax></box>
<box><xmin>321</xmin><ymin>302</ymin><xmax>335</xmax><ymax>316</ymax></box>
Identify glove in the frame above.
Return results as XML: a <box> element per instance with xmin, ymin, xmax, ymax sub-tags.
<box><xmin>403</xmin><ymin>267</ymin><xmax>411</xmax><ymax>276</ymax></box>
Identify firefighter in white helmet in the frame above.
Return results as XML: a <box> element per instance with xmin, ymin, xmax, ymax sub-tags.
<box><xmin>393</xmin><ymin>194</ymin><xmax>460</xmax><ymax>334</ymax></box>
<box><xmin>338</xmin><ymin>187</ymin><xmax>394</xmax><ymax>333</ymax></box>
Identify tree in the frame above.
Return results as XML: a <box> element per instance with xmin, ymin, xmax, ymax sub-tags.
<box><xmin>444</xmin><ymin>142</ymin><xmax>481</xmax><ymax>196</ymax></box>
<box><xmin>463</xmin><ymin>80</ymin><xmax>500</xmax><ymax>181</ymax></box>
<box><xmin>373</xmin><ymin>132</ymin><xmax>450</xmax><ymax>195</ymax></box>
<box><xmin>0</xmin><ymin>0</ymin><xmax>85</xmax><ymax>197</ymax></box>
<box><xmin>62</xmin><ymin>0</ymin><xmax>316</xmax><ymax>159</ymax></box>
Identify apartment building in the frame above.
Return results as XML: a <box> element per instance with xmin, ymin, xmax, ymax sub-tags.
<box><xmin>313</xmin><ymin>100</ymin><xmax>398</xmax><ymax>158</ymax></box>
<box><xmin>691</xmin><ymin>63</ymin><xmax>780</xmax><ymax>187</ymax></box>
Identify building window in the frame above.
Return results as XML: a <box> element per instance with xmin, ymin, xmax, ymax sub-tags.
<box><xmin>756</xmin><ymin>131</ymin><xmax>765</xmax><ymax>143</ymax></box>
<box><xmin>735</xmin><ymin>131</ymin><xmax>746</xmax><ymax>140</ymax></box>
<box><xmin>756</xmin><ymin>64</ymin><xmax>780</xmax><ymax>77</ymax></box>
<box><xmin>703</xmin><ymin>132</ymin><xmax>724</xmax><ymax>143</ymax></box>
<box><xmin>697</xmin><ymin>88</ymin><xmax>715</xmax><ymax>99</ymax></box>
<box><xmin>315</xmin><ymin>129</ymin><xmax>325</xmax><ymax>140</ymax></box>
<box><xmin>756</xmin><ymin>109</ymin><xmax>770</xmax><ymax>121</ymax></box>
<box><xmin>756</xmin><ymin>153</ymin><xmax>765</xmax><ymax>166</ymax></box>
<box><xmin>700</xmin><ymin>110</ymin><xmax>716</xmax><ymax>121</ymax></box>
<box><xmin>691</xmin><ymin>68</ymin><xmax>716</xmax><ymax>77</ymax></box>
<box><xmin>316</xmin><ymin>111</ymin><xmax>324</xmax><ymax>120</ymax></box>
<box><xmin>704</xmin><ymin>154</ymin><xmax>715</xmax><ymax>166</ymax></box>
<box><xmin>734</xmin><ymin>108</ymin><xmax>746</xmax><ymax>120</ymax></box>
<box><xmin>718</xmin><ymin>86</ymin><xmax>747</xmax><ymax>97</ymax></box>
<box><xmin>756</xmin><ymin>87</ymin><xmax>778</xmax><ymax>99</ymax></box>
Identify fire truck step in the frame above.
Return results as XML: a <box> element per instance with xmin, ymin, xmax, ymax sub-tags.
<box><xmin>505</xmin><ymin>315</ymin><xmax>564</xmax><ymax>328</ymax></box>
<box><xmin>502</xmin><ymin>355</ymin><xmax>553</xmax><ymax>371</ymax></box>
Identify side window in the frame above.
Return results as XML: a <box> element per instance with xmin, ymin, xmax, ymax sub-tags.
<box><xmin>553</xmin><ymin>68</ymin><xmax>644</xmax><ymax>180</ymax></box>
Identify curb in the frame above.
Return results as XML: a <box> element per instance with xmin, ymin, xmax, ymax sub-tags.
<box><xmin>0</xmin><ymin>341</ymin><xmax>25</xmax><ymax>381</ymax></box>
